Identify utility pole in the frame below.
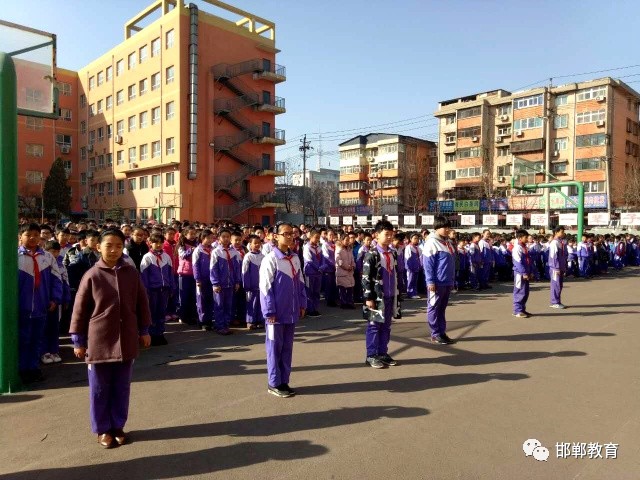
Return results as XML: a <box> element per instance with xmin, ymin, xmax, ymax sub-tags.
<box><xmin>299</xmin><ymin>135</ymin><xmax>313</xmax><ymax>223</ymax></box>
<box><xmin>544</xmin><ymin>78</ymin><xmax>553</xmax><ymax>231</ymax></box>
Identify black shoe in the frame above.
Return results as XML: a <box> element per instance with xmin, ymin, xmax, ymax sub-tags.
<box><xmin>378</xmin><ymin>354</ymin><xmax>398</xmax><ymax>366</ymax></box>
<box><xmin>268</xmin><ymin>384</ymin><xmax>292</xmax><ymax>398</ymax></box>
<box><xmin>20</xmin><ymin>369</ymin><xmax>44</xmax><ymax>385</ymax></box>
<box><xmin>441</xmin><ymin>333</ymin><xmax>457</xmax><ymax>344</ymax></box>
<box><xmin>307</xmin><ymin>311</ymin><xmax>321</xmax><ymax>317</ymax></box>
<box><xmin>365</xmin><ymin>356</ymin><xmax>386</xmax><ymax>369</ymax></box>
<box><xmin>282</xmin><ymin>383</ymin><xmax>296</xmax><ymax>395</ymax></box>
<box><xmin>431</xmin><ymin>335</ymin><xmax>454</xmax><ymax>345</ymax></box>
<box><xmin>150</xmin><ymin>335</ymin><xmax>167</xmax><ymax>346</ymax></box>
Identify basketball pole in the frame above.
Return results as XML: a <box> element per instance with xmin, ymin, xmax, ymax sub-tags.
<box><xmin>0</xmin><ymin>52</ymin><xmax>21</xmax><ymax>393</ymax></box>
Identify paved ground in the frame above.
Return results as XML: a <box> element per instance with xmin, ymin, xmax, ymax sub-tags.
<box><xmin>1</xmin><ymin>269</ymin><xmax>639</xmax><ymax>480</ymax></box>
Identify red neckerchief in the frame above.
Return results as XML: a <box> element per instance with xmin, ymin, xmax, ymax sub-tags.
<box><xmin>437</xmin><ymin>237</ymin><xmax>454</xmax><ymax>255</ymax></box>
<box><xmin>26</xmin><ymin>250</ymin><xmax>41</xmax><ymax>289</ymax></box>
<box><xmin>311</xmin><ymin>244</ymin><xmax>321</xmax><ymax>262</ymax></box>
<box><xmin>235</xmin><ymin>246</ymin><xmax>245</xmax><ymax>259</ymax></box>
<box><xmin>283</xmin><ymin>252</ymin><xmax>297</xmax><ymax>278</ymax></box>
<box><xmin>379</xmin><ymin>247</ymin><xmax>392</xmax><ymax>272</ymax></box>
<box><xmin>222</xmin><ymin>247</ymin><xmax>233</xmax><ymax>272</ymax></box>
<box><xmin>328</xmin><ymin>242</ymin><xmax>335</xmax><ymax>251</ymax></box>
<box><xmin>152</xmin><ymin>250</ymin><xmax>164</xmax><ymax>267</ymax></box>
<box><xmin>410</xmin><ymin>245</ymin><xmax>418</xmax><ymax>255</ymax></box>
<box><xmin>201</xmin><ymin>245</ymin><xmax>212</xmax><ymax>256</ymax></box>
<box><xmin>520</xmin><ymin>242</ymin><xmax>531</xmax><ymax>266</ymax></box>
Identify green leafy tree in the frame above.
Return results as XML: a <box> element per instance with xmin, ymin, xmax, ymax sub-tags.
<box><xmin>42</xmin><ymin>158</ymin><xmax>71</xmax><ymax>220</ymax></box>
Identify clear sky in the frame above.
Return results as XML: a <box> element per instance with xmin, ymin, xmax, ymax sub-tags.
<box><xmin>3</xmin><ymin>0</ymin><xmax>640</xmax><ymax>172</ymax></box>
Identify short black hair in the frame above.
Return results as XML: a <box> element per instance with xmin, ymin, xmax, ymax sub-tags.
<box><xmin>99</xmin><ymin>229</ymin><xmax>126</xmax><ymax>243</ymax></box>
<box><xmin>276</xmin><ymin>222</ymin><xmax>293</xmax><ymax>234</ymax></box>
<box><xmin>19</xmin><ymin>223</ymin><xmax>41</xmax><ymax>235</ymax></box>
<box><xmin>375</xmin><ymin>220</ymin><xmax>394</xmax><ymax>233</ymax></box>
<box><xmin>149</xmin><ymin>233</ymin><xmax>164</xmax><ymax>244</ymax></box>
<box><xmin>40</xmin><ymin>224</ymin><xmax>53</xmax><ymax>233</ymax></box>
<box><xmin>85</xmin><ymin>229</ymin><xmax>100</xmax><ymax>239</ymax></box>
<box><xmin>433</xmin><ymin>215</ymin><xmax>451</xmax><ymax>230</ymax></box>
<box><xmin>515</xmin><ymin>229</ymin><xmax>529</xmax><ymax>239</ymax></box>
<box><xmin>45</xmin><ymin>240</ymin><xmax>61</xmax><ymax>251</ymax></box>
<box><xmin>554</xmin><ymin>225</ymin><xmax>565</xmax><ymax>234</ymax></box>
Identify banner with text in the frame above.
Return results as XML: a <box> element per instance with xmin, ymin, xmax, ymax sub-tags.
<box><xmin>530</xmin><ymin>213</ymin><xmax>547</xmax><ymax>226</ymax></box>
<box><xmin>587</xmin><ymin>212</ymin><xmax>610</xmax><ymax>226</ymax></box>
<box><xmin>421</xmin><ymin>215</ymin><xmax>435</xmax><ymax>226</ymax></box>
<box><xmin>558</xmin><ymin>213</ymin><xmax>578</xmax><ymax>225</ymax></box>
<box><xmin>403</xmin><ymin>215</ymin><xmax>416</xmax><ymax>226</ymax></box>
<box><xmin>620</xmin><ymin>212</ymin><xmax>640</xmax><ymax>226</ymax></box>
<box><xmin>506</xmin><ymin>214</ymin><xmax>523</xmax><ymax>225</ymax></box>
<box><xmin>460</xmin><ymin>214</ymin><xmax>476</xmax><ymax>226</ymax></box>
<box><xmin>482</xmin><ymin>214</ymin><xmax>498</xmax><ymax>226</ymax></box>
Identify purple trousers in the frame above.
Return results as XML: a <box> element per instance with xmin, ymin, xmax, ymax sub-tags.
<box><xmin>266</xmin><ymin>323</ymin><xmax>295</xmax><ymax>387</ymax></box>
<box><xmin>365</xmin><ymin>296</ymin><xmax>394</xmax><ymax>357</ymax></box>
<box><xmin>42</xmin><ymin>307</ymin><xmax>61</xmax><ymax>355</ymax></box>
<box><xmin>167</xmin><ymin>274</ymin><xmax>179</xmax><ymax>315</ymax></box>
<box><xmin>513</xmin><ymin>274</ymin><xmax>530</xmax><ymax>314</ymax></box>
<box><xmin>246</xmin><ymin>290</ymin><xmax>263</xmax><ymax>324</ymax></box>
<box><xmin>305</xmin><ymin>275</ymin><xmax>322</xmax><ymax>313</ymax></box>
<box><xmin>427</xmin><ymin>285</ymin><xmax>452</xmax><ymax>338</ymax></box>
<box><xmin>397</xmin><ymin>269</ymin><xmax>407</xmax><ymax>294</ymax></box>
<box><xmin>214</xmin><ymin>287</ymin><xmax>234</xmax><ymax>330</ymax></box>
<box><xmin>550</xmin><ymin>269</ymin><xmax>564</xmax><ymax>305</ymax></box>
<box><xmin>196</xmin><ymin>281</ymin><xmax>214</xmax><ymax>327</ymax></box>
<box><xmin>148</xmin><ymin>287</ymin><xmax>170</xmax><ymax>336</ymax></box>
<box><xmin>323</xmin><ymin>272</ymin><xmax>338</xmax><ymax>305</ymax></box>
<box><xmin>338</xmin><ymin>286</ymin><xmax>354</xmax><ymax>306</ymax></box>
<box><xmin>88</xmin><ymin>360</ymin><xmax>134</xmax><ymax>434</ymax></box>
<box><xmin>407</xmin><ymin>270</ymin><xmax>420</xmax><ymax>297</ymax></box>
<box><xmin>178</xmin><ymin>275</ymin><xmax>197</xmax><ymax>324</ymax></box>
<box><xmin>19</xmin><ymin>314</ymin><xmax>46</xmax><ymax>372</ymax></box>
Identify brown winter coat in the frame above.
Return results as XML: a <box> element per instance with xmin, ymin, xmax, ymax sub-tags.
<box><xmin>335</xmin><ymin>245</ymin><xmax>355</xmax><ymax>288</ymax></box>
<box><xmin>70</xmin><ymin>258</ymin><xmax>151</xmax><ymax>364</ymax></box>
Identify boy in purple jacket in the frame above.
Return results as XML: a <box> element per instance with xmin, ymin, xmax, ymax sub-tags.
<box><xmin>242</xmin><ymin>235</ymin><xmax>264</xmax><ymax>329</ymax></box>
<box><xmin>140</xmin><ymin>233</ymin><xmax>175</xmax><ymax>345</ymax></box>
<box><xmin>548</xmin><ymin>226</ymin><xmax>567</xmax><ymax>309</ymax></box>
<box><xmin>260</xmin><ymin>222</ymin><xmax>307</xmax><ymax>397</ymax></box>
<box><xmin>192</xmin><ymin>230</ymin><xmax>215</xmax><ymax>331</ymax></box>
<box><xmin>303</xmin><ymin>230</ymin><xmax>323</xmax><ymax>317</ymax></box>
<box><xmin>211</xmin><ymin>229</ymin><xmax>241</xmax><ymax>335</ymax></box>
<box><xmin>512</xmin><ymin>229</ymin><xmax>533</xmax><ymax>318</ymax></box>
<box><xmin>404</xmin><ymin>233</ymin><xmax>422</xmax><ymax>299</ymax></box>
<box><xmin>321</xmin><ymin>229</ymin><xmax>339</xmax><ymax>307</ymax></box>
<box><xmin>423</xmin><ymin>216</ymin><xmax>456</xmax><ymax>345</ymax></box>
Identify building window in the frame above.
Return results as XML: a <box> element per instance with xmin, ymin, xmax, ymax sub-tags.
<box><xmin>576</xmin><ymin>133</ymin><xmax>607</xmax><ymax>147</ymax></box>
<box><xmin>497</xmin><ymin>164</ymin><xmax>512</xmax><ymax>177</ymax></box>
<box><xmin>140</xmin><ymin>144</ymin><xmax>149</xmax><ymax>161</ymax></box>
<box><xmin>152</xmin><ymin>174</ymin><xmax>160</xmax><ymax>188</ymax></box>
<box><xmin>139</xmin><ymin>176</ymin><xmax>148</xmax><ymax>189</ymax></box>
<box><xmin>56</xmin><ymin>134</ymin><xmax>72</xmax><ymax>148</ymax></box>
<box><xmin>88</xmin><ymin>76</ymin><xmax>95</xmax><ymax>90</ymax></box>
<box><xmin>456</xmin><ymin>147</ymin><xmax>482</xmax><ymax>159</ymax></box>
<box><xmin>97</xmin><ymin>100</ymin><xmax>103</xmax><ymax>113</ymax></box>
<box><xmin>26</xmin><ymin>117</ymin><xmax>43</xmax><ymax>130</ymax></box>
<box><xmin>60</xmin><ymin>82</ymin><xmax>72</xmax><ymax>96</ymax></box>
<box><xmin>497</xmin><ymin>125</ymin><xmax>511</xmax><ymax>136</ymax></box>
<box><xmin>116</xmin><ymin>59</ymin><xmax>124</xmax><ymax>76</ymax></box>
<box><xmin>151</xmin><ymin>73</ymin><xmax>160</xmax><ymax>91</ymax></box>
<box><xmin>445</xmin><ymin>133</ymin><xmax>456</xmax><ymax>143</ymax></box>
<box><xmin>97</xmin><ymin>71</ymin><xmax>104</xmax><ymax>86</ymax></box>
<box><xmin>152</xmin><ymin>106</ymin><xmax>160</xmax><ymax>125</ymax></box>
<box><xmin>129</xmin><ymin>178</ymin><xmax>136</xmax><ymax>191</ymax></box>
<box><xmin>444</xmin><ymin>114</ymin><xmax>456</xmax><ymax>125</ymax></box>
<box><xmin>128</xmin><ymin>84</ymin><xmax>136</xmax><ymax>101</ymax></box>
<box><xmin>89</xmin><ymin>157</ymin><xmax>96</xmax><ymax>170</ymax></box>
<box><xmin>116</xmin><ymin>90</ymin><xmax>124</xmax><ymax>105</ymax></box>
<box><xmin>26</xmin><ymin>144</ymin><xmax>44</xmax><ymax>157</ymax></box>
<box><xmin>117</xmin><ymin>180</ymin><xmax>124</xmax><ymax>195</ymax></box>
<box><xmin>117</xmin><ymin>150</ymin><xmax>124</xmax><ymax>165</ymax></box>
<box><xmin>551</xmin><ymin>163</ymin><xmax>567</xmax><ymax>174</ymax></box>
<box><xmin>98</xmin><ymin>183</ymin><xmax>105</xmax><ymax>196</ymax></box>
<box><xmin>89</xmin><ymin>130</ymin><xmax>95</xmax><ymax>143</ymax></box>
<box><xmin>59</xmin><ymin>108</ymin><xmax>72</xmax><ymax>121</ymax></box>
<box><xmin>106</xmin><ymin>95</ymin><xmax>113</xmax><ymax>110</ymax></box>
<box><xmin>444</xmin><ymin>170</ymin><xmax>456</xmax><ymax>180</ymax></box>
<box><xmin>80</xmin><ymin>120</ymin><xmax>86</xmax><ymax>134</ymax></box>
<box><xmin>139</xmin><ymin>78</ymin><xmax>148</xmax><ymax>96</ymax></box>
<box><xmin>98</xmin><ymin>155</ymin><xmax>105</xmax><ymax>168</ymax></box>
<box><xmin>166</xmin><ymin>171</ymin><xmax>175</xmax><ymax>187</ymax></box>
<box><xmin>128</xmin><ymin>52</ymin><xmax>136</xmax><ymax>70</ymax></box>
<box><xmin>117</xmin><ymin>120</ymin><xmax>124</xmax><ymax>136</ymax></box>
<box><xmin>81</xmin><ymin>173</ymin><xmax>86</xmax><ymax>185</ymax></box>
<box><xmin>166</xmin><ymin>101</ymin><xmax>175</xmax><ymax>119</ymax></box>
<box><xmin>107</xmin><ymin>181</ymin><xmax>114</xmax><ymax>196</ymax></box>
<box><xmin>576</xmin><ymin>157</ymin><xmax>603</xmax><ymax>170</ymax></box>
<box><xmin>456</xmin><ymin>167</ymin><xmax>482</xmax><ymax>178</ymax></box>
<box><xmin>80</xmin><ymin>147</ymin><xmax>86</xmax><ymax>160</ymax></box>
<box><xmin>106</xmin><ymin>66</ymin><xmax>112</xmax><ymax>81</ymax></box>
<box><xmin>577</xmin><ymin>86</ymin><xmax>606</xmax><ymax>102</ymax></box>
<box><xmin>166</xmin><ymin>29</ymin><xmax>175</xmax><ymax>48</ymax></box>
<box><xmin>89</xmin><ymin>104</ymin><xmax>95</xmax><ymax>117</ymax></box>
<box><xmin>497</xmin><ymin>104</ymin><xmax>512</xmax><ymax>116</ymax></box>
<box><xmin>554</xmin><ymin>137</ymin><xmax>568</xmax><ymax>151</ymax></box>
<box><xmin>152</xmin><ymin>141</ymin><xmax>161</xmax><ymax>158</ymax></box>
<box><xmin>576</xmin><ymin>109</ymin><xmax>605</xmax><ymax>125</ymax></box>
<box><xmin>458</xmin><ymin>126</ymin><xmax>480</xmax><ymax>138</ymax></box>
<box><xmin>554</xmin><ymin>114</ymin><xmax>568</xmax><ymax>129</ymax></box>
<box><xmin>106</xmin><ymin>153</ymin><xmax>113</xmax><ymax>167</ymax></box>
<box><xmin>128</xmin><ymin>115</ymin><xmax>136</xmax><ymax>132</ymax></box>
<box><xmin>128</xmin><ymin>146</ymin><xmax>136</xmax><ymax>164</ymax></box>
<box><xmin>514</xmin><ymin>117</ymin><xmax>543</xmax><ymax>131</ymax></box>
<box><xmin>97</xmin><ymin>127</ymin><xmax>104</xmax><ymax>142</ymax></box>
<box><xmin>445</xmin><ymin>153</ymin><xmax>456</xmax><ymax>163</ymax></box>
<box><xmin>80</xmin><ymin>94</ymin><xmax>86</xmax><ymax>107</ymax></box>
<box><xmin>166</xmin><ymin>66</ymin><xmax>175</xmax><ymax>84</ymax></box>
<box><xmin>140</xmin><ymin>111</ymin><xmax>148</xmax><ymax>128</ymax></box>
<box><xmin>513</xmin><ymin>94</ymin><xmax>543</xmax><ymax>109</ymax></box>
<box><xmin>151</xmin><ymin>38</ymin><xmax>160</xmax><ymax>57</ymax></box>
<box><xmin>139</xmin><ymin>45</ymin><xmax>148</xmax><ymax>64</ymax></box>
<box><xmin>458</xmin><ymin>106</ymin><xmax>481</xmax><ymax>119</ymax></box>
<box><xmin>555</xmin><ymin>94</ymin><xmax>568</xmax><ymax>106</ymax></box>
<box><xmin>497</xmin><ymin>146</ymin><xmax>511</xmax><ymax>157</ymax></box>
<box><xmin>166</xmin><ymin>137</ymin><xmax>175</xmax><ymax>155</ymax></box>
<box><xmin>140</xmin><ymin>209</ymin><xmax>149</xmax><ymax>221</ymax></box>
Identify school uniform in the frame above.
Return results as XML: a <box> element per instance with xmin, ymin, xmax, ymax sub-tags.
<box><xmin>423</xmin><ymin>233</ymin><xmax>455</xmax><ymax>339</ymax></box>
<box><xmin>192</xmin><ymin>245</ymin><xmax>214</xmax><ymax>328</ymax></box>
<box><xmin>233</xmin><ymin>245</ymin><xmax>248</xmax><ymax>322</ymax></box>
<box><xmin>177</xmin><ymin>241</ymin><xmax>198</xmax><ymax>324</ymax></box>
<box><xmin>613</xmin><ymin>241</ymin><xmax>626</xmax><ymax>270</ymax></box>
<box><xmin>456</xmin><ymin>246</ymin><xmax>469</xmax><ymax>288</ymax></box>
<box><xmin>42</xmin><ymin>255</ymin><xmax>71</xmax><ymax>357</ymax></box>
<box><xmin>527</xmin><ymin>242</ymin><xmax>541</xmax><ymax>281</ymax></box>
<box><xmin>123</xmin><ymin>240</ymin><xmax>149</xmax><ymax>271</ymax></box>
<box><xmin>162</xmin><ymin>239</ymin><xmax>179</xmax><ymax>317</ymax></box>
<box><xmin>140</xmin><ymin>249</ymin><xmax>174</xmax><ymax>337</ymax></box>
<box><xmin>478</xmin><ymin>238</ymin><xmax>493</xmax><ymax>288</ymax></box>
<box><xmin>336</xmin><ymin>244</ymin><xmax>355</xmax><ymax>307</ymax></box>
<box><xmin>259</xmin><ymin>248</ymin><xmax>307</xmax><ymax>388</ymax></box>
<box><xmin>394</xmin><ymin>245</ymin><xmax>407</xmax><ymax>295</ymax></box>
<box><xmin>512</xmin><ymin>242</ymin><xmax>533</xmax><ymax>315</ymax></box>
<box><xmin>404</xmin><ymin>244</ymin><xmax>422</xmax><ymax>297</ymax></box>
<box><xmin>567</xmin><ymin>245</ymin><xmax>578</xmax><ymax>276</ymax></box>
<box><xmin>70</xmin><ymin>258</ymin><xmax>151</xmax><ymax>435</ymax></box>
<box><xmin>18</xmin><ymin>246</ymin><xmax>63</xmax><ymax>374</ymax></box>
<box><xmin>242</xmin><ymin>250</ymin><xmax>264</xmax><ymax>325</ymax></box>
<box><xmin>548</xmin><ymin>238</ymin><xmax>567</xmax><ymax>306</ymax></box>
<box><xmin>210</xmin><ymin>244</ymin><xmax>241</xmax><ymax>332</ymax></box>
<box><xmin>321</xmin><ymin>240</ymin><xmax>339</xmax><ymax>306</ymax></box>
<box><xmin>362</xmin><ymin>245</ymin><xmax>399</xmax><ymax>358</ymax></box>
<box><xmin>577</xmin><ymin>241</ymin><xmax>591</xmax><ymax>278</ymax></box>
<box><xmin>303</xmin><ymin>242</ymin><xmax>323</xmax><ymax>314</ymax></box>
<box><xmin>467</xmin><ymin>242</ymin><xmax>482</xmax><ymax>290</ymax></box>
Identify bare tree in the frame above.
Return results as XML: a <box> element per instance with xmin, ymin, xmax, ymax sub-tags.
<box><xmin>403</xmin><ymin>148</ymin><xmax>430</xmax><ymax>214</ymax></box>
<box><xmin>621</xmin><ymin>161</ymin><xmax>640</xmax><ymax>209</ymax></box>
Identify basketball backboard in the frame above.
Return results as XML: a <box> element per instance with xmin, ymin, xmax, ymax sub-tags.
<box><xmin>511</xmin><ymin>155</ymin><xmax>544</xmax><ymax>193</ymax></box>
<box><xmin>0</xmin><ymin>19</ymin><xmax>57</xmax><ymax>118</ymax></box>
<box><xmin>159</xmin><ymin>192</ymin><xmax>183</xmax><ymax>208</ymax></box>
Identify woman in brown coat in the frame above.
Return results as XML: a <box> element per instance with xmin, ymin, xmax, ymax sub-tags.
<box><xmin>335</xmin><ymin>234</ymin><xmax>356</xmax><ymax>309</ymax></box>
<box><xmin>70</xmin><ymin>229</ymin><xmax>151</xmax><ymax>448</ymax></box>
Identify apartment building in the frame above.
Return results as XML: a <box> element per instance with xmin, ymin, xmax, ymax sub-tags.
<box><xmin>337</xmin><ymin>133</ymin><xmax>437</xmax><ymax>215</ymax></box>
<box><xmin>434</xmin><ymin>77</ymin><xmax>640</xmax><ymax>212</ymax></box>
<box><xmin>291</xmin><ymin>168</ymin><xmax>339</xmax><ymax>188</ymax></box>
<box><xmin>73</xmin><ymin>0</ymin><xmax>285</xmax><ymax>224</ymax></box>
<box><xmin>16</xmin><ymin>65</ymin><xmax>80</xmax><ymax>218</ymax></box>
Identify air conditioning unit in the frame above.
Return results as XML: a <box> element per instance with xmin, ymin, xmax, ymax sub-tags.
<box><xmin>596</xmin><ymin>95</ymin><xmax>606</xmax><ymax>102</ymax></box>
<box><xmin>472</xmin><ymin>136</ymin><xmax>479</xmax><ymax>142</ymax></box>
<box><xmin>500</xmin><ymin>115</ymin><xmax>509</xmax><ymax>122</ymax></box>
<box><xmin>495</xmin><ymin>136</ymin><xmax>502</xmax><ymax>143</ymax></box>
<box><xmin>596</xmin><ymin>120</ymin><xmax>605</xmax><ymax>127</ymax></box>
<box><xmin>498</xmin><ymin>176</ymin><xmax>506</xmax><ymax>183</ymax></box>
<box><xmin>552</xmin><ymin>150</ymin><xmax>559</xmax><ymax>157</ymax></box>
<box><xmin>115</xmin><ymin>135</ymin><xmax>123</xmax><ymax>144</ymax></box>
<box><xmin>60</xmin><ymin>145</ymin><xmax>70</xmax><ymax>154</ymax></box>
<box><xmin>86</xmin><ymin>171</ymin><xmax>93</xmax><ymax>179</ymax></box>
<box><xmin>516</xmin><ymin>130</ymin><xmax>524</xmax><ymax>137</ymax></box>
<box><xmin>132</xmin><ymin>163</ymin><xmax>139</xmax><ymax>168</ymax></box>
<box><xmin>88</xmin><ymin>144</ymin><xmax>94</xmax><ymax>152</ymax></box>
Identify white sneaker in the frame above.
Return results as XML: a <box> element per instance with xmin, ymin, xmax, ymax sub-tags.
<box><xmin>51</xmin><ymin>353</ymin><xmax>62</xmax><ymax>363</ymax></box>
<box><xmin>550</xmin><ymin>304</ymin><xmax>567</xmax><ymax>309</ymax></box>
<box><xmin>40</xmin><ymin>353</ymin><xmax>54</xmax><ymax>364</ymax></box>
<box><xmin>409</xmin><ymin>295</ymin><xmax>421</xmax><ymax>299</ymax></box>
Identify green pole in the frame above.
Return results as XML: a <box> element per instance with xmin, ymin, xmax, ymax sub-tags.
<box><xmin>576</xmin><ymin>181</ymin><xmax>584</xmax><ymax>241</ymax></box>
<box><xmin>0</xmin><ymin>53</ymin><xmax>20</xmax><ymax>394</ymax></box>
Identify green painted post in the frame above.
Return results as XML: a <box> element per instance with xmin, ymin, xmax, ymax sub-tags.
<box><xmin>576</xmin><ymin>181</ymin><xmax>584</xmax><ymax>241</ymax></box>
<box><xmin>0</xmin><ymin>53</ymin><xmax>20</xmax><ymax>394</ymax></box>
